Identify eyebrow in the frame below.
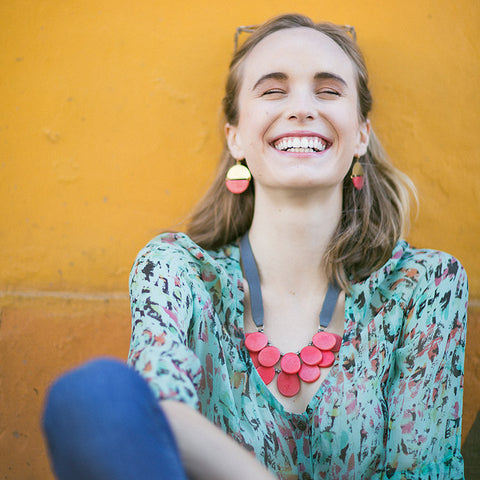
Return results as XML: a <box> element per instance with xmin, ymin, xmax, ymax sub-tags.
<box><xmin>252</xmin><ymin>72</ymin><xmax>288</xmax><ymax>91</ymax></box>
<box><xmin>314</xmin><ymin>72</ymin><xmax>348</xmax><ymax>88</ymax></box>
<box><xmin>252</xmin><ymin>71</ymin><xmax>348</xmax><ymax>91</ymax></box>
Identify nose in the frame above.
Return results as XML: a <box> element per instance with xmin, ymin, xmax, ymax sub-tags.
<box><xmin>285</xmin><ymin>91</ymin><xmax>317</xmax><ymax>122</ymax></box>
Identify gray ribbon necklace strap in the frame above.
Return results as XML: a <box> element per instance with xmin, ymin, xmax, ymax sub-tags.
<box><xmin>240</xmin><ymin>232</ymin><xmax>264</xmax><ymax>328</ymax></box>
<box><xmin>240</xmin><ymin>232</ymin><xmax>340</xmax><ymax>330</ymax></box>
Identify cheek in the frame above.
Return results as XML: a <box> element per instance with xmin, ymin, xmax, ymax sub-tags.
<box><xmin>335</xmin><ymin>110</ymin><xmax>362</xmax><ymax>140</ymax></box>
<box><xmin>239</xmin><ymin>114</ymin><xmax>270</xmax><ymax>147</ymax></box>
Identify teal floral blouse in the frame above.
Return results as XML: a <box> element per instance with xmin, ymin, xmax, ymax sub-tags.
<box><xmin>127</xmin><ymin>233</ymin><xmax>468</xmax><ymax>479</ymax></box>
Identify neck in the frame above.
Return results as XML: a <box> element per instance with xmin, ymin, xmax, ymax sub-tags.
<box><xmin>248</xmin><ymin>185</ymin><xmax>342</xmax><ymax>292</ymax></box>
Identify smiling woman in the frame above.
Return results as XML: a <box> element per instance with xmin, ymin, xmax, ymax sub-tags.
<box><xmin>42</xmin><ymin>13</ymin><xmax>468</xmax><ymax>480</ymax></box>
<box><xmin>188</xmin><ymin>17</ymin><xmax>412</xmax><ymax>289</ymax></box>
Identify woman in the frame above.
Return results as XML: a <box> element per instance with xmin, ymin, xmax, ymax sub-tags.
<box><xmin>43</xmin><ymin>14</ymin><xmax>468</xmax><ymax>480</ymax></box>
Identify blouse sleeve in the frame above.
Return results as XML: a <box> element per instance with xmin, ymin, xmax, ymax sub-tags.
<box><xmin>127</xmin><ymin>241</ymin><xmax>204</xmax><ymax>410</ymax></box>
<box><xmin>385</xmin><ymin>253</ymin><xmax>468</xmax><ymax>479</ymax></box>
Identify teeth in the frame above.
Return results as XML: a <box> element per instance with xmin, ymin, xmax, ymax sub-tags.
<box><xmin>274</xmin><ymin>136</ymin><xmax>327</xmax><ymax>153</ymax></box>
<box><xmin>289</xmin><ymin>147</ymin><xmax>316</xmax><ymax>152</ymax></box>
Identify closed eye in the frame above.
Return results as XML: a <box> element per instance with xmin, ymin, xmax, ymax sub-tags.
<box><xmin>316</xmin><ymin>89</ymin><xmax>341</xmax><ymax>97</ymax></box>
<box><xmin>262</xmin><ymin>89</ymin><xmax>286</xmax><ymax>96</ymax></box>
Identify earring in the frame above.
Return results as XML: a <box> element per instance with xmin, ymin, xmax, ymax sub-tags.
<box><xmin>225</xmin><ymin>160</ymin><xmax>251</xmax><ymax>194</ymax></box>
<box><xmin>351</xmin><ymin>157</ymin><xmax>364</xmax><ymax>190</ymax></box>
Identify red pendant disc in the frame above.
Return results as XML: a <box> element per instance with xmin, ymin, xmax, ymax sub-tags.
<box><xmin>277</xmin><ymin>372</ymin><xmax>301</xmax><ymax>397</ymax></box>
<box><xmin>280</xmin><ymin>352</ymin><xmax>301</xmax><ymax>374</ymax></box>
<box><xmin>312</xmin><ymin>331</ymin><xmax>337</xmax><ymax>351</ymax></box>
<box><xmin>332</xmin><ymin>333</ymin><xmax>343</xmax><ymax>352</ymax></box>
<box><xmin>317</xmin><ymin>350</ymin><xmax>335</xmax><ymax>368</ymax></box>
<box><xmin>245</xmin><ymin>332</ymin><xmax>268</xmax><ymax>352</ymax></box>
<box><xmin>249</xmin><ymin>351</ymin><xmax>260</xmax><ymax>367</ymax></box>
<box><xmin>258</xmin><ymin>346</ymin><xmax>281</xmax><ymax>367</ymax></box>
<box><xmin>299</xmin><ymin>364</ymin><xmax>321</xmax><ymax>383</ymax></box>
<box><xmin>257</xmin><ymin>365</ymin><xmax>276</xmax><ymax>385</ymax></box>
<box><xmin>300</xmin><ymin>345</ymin><xmax>323</xmax><ymax>366</ymax></box>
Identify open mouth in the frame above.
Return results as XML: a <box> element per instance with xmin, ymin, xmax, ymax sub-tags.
<box><xmin>273</xmin><ymin>136</ymin><xmax>329</xmax><ymax>153</ymax></box>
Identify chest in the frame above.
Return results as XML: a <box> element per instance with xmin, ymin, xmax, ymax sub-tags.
<box><xmin>242</xmin><ymin>287</ymin><xmax>346</xmax><ymax>414</ymax></box>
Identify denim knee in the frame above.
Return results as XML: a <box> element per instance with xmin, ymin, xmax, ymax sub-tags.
<box><xmin>42</xmin><ymin>358</ymin><xmax>188</xmax><ymax>480</ymax></box>
<box><xmin>43</xmin><ymin>358</ymin><xmax>146</xmax><ymax>435</ymax></box>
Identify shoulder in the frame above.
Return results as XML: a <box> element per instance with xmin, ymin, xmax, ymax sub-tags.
<box><xmin>130</xmin><ymin>232</ymin><xmax>240</xmax><ymax>284</ymax></box>
<box><xmin>351</xmin><ymin>242</ymin><xmax>468</xmax><ymax>353</ymax></box>
<box><xmin>354</xmin><ymin>240</ymin><xmax>468</xmax><ymax>312</ymax></box>
<box><xmin>392</xmin><ymin>241</ymin><xmax>467</xmax><ymax>292</ymax></box>
<box><xmin>397</xmin><ymin>245</ymin><xmax>468</xmax><ymax>327</ymax></box>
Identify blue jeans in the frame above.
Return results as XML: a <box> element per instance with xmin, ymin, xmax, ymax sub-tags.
<box><xmin>42</xmin><ymin>358</ymin><xmax>189</xmax><ymax>480</ymax></box>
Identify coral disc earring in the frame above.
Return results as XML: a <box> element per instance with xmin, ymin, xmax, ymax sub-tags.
<box><xmin>351</xmin><ymin>157</ymin><xmax>364</xmax><ymax>190</ymax></box>
<box><xmin>225</xmin><ymin>160</ymin><xmax>251</xmax><ymax>194</ymax></box>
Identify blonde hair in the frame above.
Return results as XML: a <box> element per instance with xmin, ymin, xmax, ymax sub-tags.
<box><xmin>187</xmin><ymin>14</ymin><xmax>415</xmax><ymax>290</ymax></box>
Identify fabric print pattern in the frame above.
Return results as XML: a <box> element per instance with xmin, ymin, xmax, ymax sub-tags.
<box><xmin>127</xmin><ymin>233</ymin><xmax>468</xmax><ymax>479</ymax></box>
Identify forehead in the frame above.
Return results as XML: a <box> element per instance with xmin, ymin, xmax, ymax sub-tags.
<box><xmin>240</xmin><ymin>27</ymin><xmax>356</xmax><ymax>87</ymax></box>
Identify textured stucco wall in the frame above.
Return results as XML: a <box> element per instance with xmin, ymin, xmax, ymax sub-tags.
<box><xmin>1</xmin><ymin>1</ymin><xmax>478</xmax><ymax>478</ymax></box>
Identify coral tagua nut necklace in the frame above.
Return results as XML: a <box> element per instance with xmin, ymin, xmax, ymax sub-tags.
<box><xmin>240</xmin><ymin>233</ymin><xmax>342</xmax><ymax>398</ymax></box>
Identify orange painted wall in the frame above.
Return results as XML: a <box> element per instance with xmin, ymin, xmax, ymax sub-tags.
<box><xmin>1</xmin><ymin>1</ymin><xmax>479</xmax><ymax>478</ymax></box>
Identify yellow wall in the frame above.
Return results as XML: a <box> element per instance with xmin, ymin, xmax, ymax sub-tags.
<box><xmin>1</xmin><ymin>1</ymin><xmax>479</xmax><ymax>478</ymax></box>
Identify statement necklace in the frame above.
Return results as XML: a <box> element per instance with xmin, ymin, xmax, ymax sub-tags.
<box><xmin>240</xmin><ymin>233</ymin><xmax>342</xmax><ymax>397</ymax></box>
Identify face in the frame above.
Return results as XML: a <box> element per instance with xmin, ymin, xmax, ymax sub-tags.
<box><xmin>226</xmin><ymin>27</ymin><xmax>370</xmax><ymax>193</ymax></box>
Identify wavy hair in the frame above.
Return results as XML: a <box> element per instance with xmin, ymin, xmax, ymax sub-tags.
<box><xmin>187</xmin><ymin>13</ymin><xmax>415</xmax><ymax>289</ymax></box>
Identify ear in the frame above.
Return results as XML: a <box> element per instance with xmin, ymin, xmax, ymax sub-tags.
<box><xmin>225</xmin><ymin>123</ymin><xmax>245</xmax><ymax>160</ymax></box>
<box><xmin>355</xmin><ymin>119</ymin><xmax>371</xmax><ymax>157</ymax></box>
